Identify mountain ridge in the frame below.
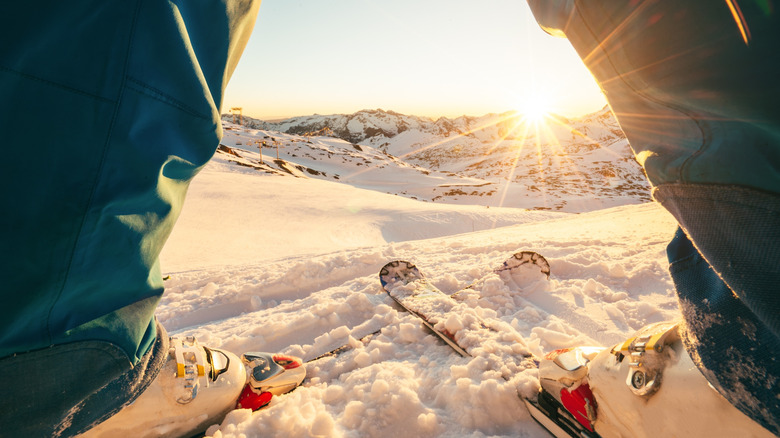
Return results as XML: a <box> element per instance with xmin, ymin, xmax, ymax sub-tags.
<box><xmin>219</xmin><ymin>107</ymin><xmax>651</xmax><ymax>212</ymax></box>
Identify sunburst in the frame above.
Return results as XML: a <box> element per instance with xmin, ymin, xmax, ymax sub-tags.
<box><xmin>518</xmin><ymin>91</ymin><xmax>552</xmax><ymax>123</ymax></box>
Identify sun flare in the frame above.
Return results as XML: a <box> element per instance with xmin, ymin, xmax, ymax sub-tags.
<box><xmin>518</xmin><ymin>92</ymin><xmax>552</xmax><ymax>123</ymax></box>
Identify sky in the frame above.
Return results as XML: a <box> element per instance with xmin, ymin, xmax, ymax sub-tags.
<box><xmin>222</xmin><ymin>0</ymin><xmax>608</xmax><ymax>121</ymax></box>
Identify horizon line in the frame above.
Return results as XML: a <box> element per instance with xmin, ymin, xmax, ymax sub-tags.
<box><xmin>225</xmin><ymin>105</ymin><xmax>611</xmax><ymax>123</ymax></box>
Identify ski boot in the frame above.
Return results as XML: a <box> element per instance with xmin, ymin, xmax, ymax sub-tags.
<box><xmin>81</xmin><ymin>337</ymin><xmax>306</xmax><ymax>437</ymax></box>
<box><xmin>526</xmin><ymin>321</ymin><xmax>776</xmax><ymax>438</ymax></box>
<box><xmin>81</xmin><ymin>336</ymin><xmax>247</xmax><ymax>437</ymax></box>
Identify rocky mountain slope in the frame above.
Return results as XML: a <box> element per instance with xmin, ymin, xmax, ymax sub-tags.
<box><xmin>220</xmin><ymin>107</ymin><xmax>651</xmax><ymax>212</ymax></box>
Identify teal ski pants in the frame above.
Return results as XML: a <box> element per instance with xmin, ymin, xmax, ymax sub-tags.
<box><xmin>0</xmin><ymin>1</ymin><xmax>260</xmax><ymax>435</ymax></box>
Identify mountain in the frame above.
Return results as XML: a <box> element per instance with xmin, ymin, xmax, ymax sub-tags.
<box><xmin>220</xmin><ymin>107</ymin><xmax>651</xmax><ymax>212</ymax></box>
<box><xmin>230</xmin><ymin>109</ymin><xmax>442</xmax><ymax>145</ymax></box>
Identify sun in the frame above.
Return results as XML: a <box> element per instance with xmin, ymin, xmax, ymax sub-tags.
<box><xmin>518</xmin><ymin>92</ymin><xmax>552</xmax><ymax>123</ymax></box>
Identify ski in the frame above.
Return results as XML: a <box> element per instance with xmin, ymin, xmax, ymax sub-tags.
<box><xmin>524</xmin><ymin>391</ymin><xmax>601</xmax><ymax>438</ymax></box>
<box><xmin>380</xmin><ymin>259</ymin><xmax>471</xmax><ymax>356</ymax></box>
<box><xmin>378</xmin><ymin>251</ymin><xmax>548</xmax><ymax>368</ymax></box>
<box><xmin>379</xmin><ymin>252</ymin><xmax>602</xmax><ymax>438</ymax></box>
<box><xmin>452</xmin><ymin>250</ymin><xmax>551</xmax><ymax>300</ymax></box>
<box><xmin>240</xmin><ymin>248</ymin><xmax>551</xmax><ymax>411</ymax></box>
<box><xmin>237</xmin><ymin>328</ymin><xmax>382</xmax><ymax>411</ymax></box>
<box><xmin>304</xmin><ymin>329</ymin><xmax>382</xmax><ymax>363</ymax></box>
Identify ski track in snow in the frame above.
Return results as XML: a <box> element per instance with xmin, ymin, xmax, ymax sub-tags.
<box><xmin>156</xmin><ymin>150</ymin><xmax>680</xmax><ymax>437</ymax></box>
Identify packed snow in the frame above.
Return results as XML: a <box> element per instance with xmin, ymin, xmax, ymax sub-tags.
<box><xmin>157</xmin><ymin>125</ymin><xmax>685</xmax><ymax>437</ymax></box>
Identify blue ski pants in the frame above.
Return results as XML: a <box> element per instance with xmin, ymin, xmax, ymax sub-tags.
<box><xmin>0</xmin><ymin>1</ymin><xmax>260</xmax><ymax>435</ymax></box>
<box><xmin>527</xmin><ymin>0</ymin><xmax>780</xmax><ymax>434</ymax></box>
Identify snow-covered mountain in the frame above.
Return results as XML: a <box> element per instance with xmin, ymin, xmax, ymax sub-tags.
<box><xmin>221</xmin><ymin>107</ymin><xmax>650</xmax><ymax>212</ymax></box>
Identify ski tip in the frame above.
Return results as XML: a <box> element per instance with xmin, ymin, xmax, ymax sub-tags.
<box><xmin>380</xmin><ymin>260</ymin><xmax>418</xmax><ymax>273</ymax></box>
<box><xmin>505</xmin><ymin>251</ymin><xmax>551</xmax><ymax>279</ymax></box>
<box><xmin>379</xmin><ymin>260</ymin><xmax>423</xmax><ymax>290</ymax></box>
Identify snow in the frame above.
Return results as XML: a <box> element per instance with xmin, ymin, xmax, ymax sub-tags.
<box><xmin>225</xmin><ymin>107</ymin><xmax>652</xmax><ymax>213</ymax></box>
<box><xmin>157</xmin><ymin>136</ymin><xmax>684</xmax><ymax>437</ymax></box>
<box><xmin>161</xmin><ymin>155</ymin><xmax>563</xmax><ymax>272</ymax></box>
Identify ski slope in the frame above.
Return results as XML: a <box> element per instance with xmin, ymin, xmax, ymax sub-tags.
<box><xmin>158</xmin><ymin>149</ymin><xmax>682</xmax><ymax>437</ymax></box>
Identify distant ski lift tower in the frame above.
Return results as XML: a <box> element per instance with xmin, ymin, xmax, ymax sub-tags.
<box><xmin>230</xmin><ymin>107</ymin><xmax>243</xmax><ymax>125</ymax></box>
<box><xmin>256</xmin><ymin>140</ymin><xmax>265</xmax><ymax>164</ymax></box>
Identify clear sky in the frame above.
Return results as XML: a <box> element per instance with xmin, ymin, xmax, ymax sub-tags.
<box><xmin>222</xmin><ymin>0</ymin><xmax>608</xmax><ymax>121</ymax></box>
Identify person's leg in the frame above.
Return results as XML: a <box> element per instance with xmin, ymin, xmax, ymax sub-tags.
<box><xmin>527</xmin><ymin>0</ymin><xmax>780</xmax><ymax>433</ymax></box>
<box><xmin>0</xmin><ymin>1</ymin><xmax>259</xmax><ymax>435</ymax></box>
<box><xmin>667</xmin><ymin>227</ymin><xmax>780</xmax><ymax>433</ymax></box>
